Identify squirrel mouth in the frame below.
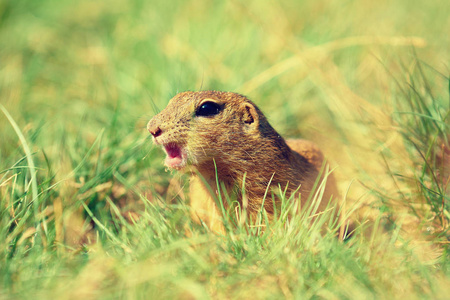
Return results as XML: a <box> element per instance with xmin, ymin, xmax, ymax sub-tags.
<box><xmin>163</xmin><ymin>143</ymin><xmax>186</xmax><ymax>169</ymax></box>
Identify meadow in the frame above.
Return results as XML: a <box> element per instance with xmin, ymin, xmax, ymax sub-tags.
<box><xmin>0</xmin><ymin>0</ymin><xmax>449</xmax><ymax>298</ymax></box>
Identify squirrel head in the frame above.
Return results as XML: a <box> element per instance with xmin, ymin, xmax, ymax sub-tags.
<box><xmin>147</xmin><ymin>91</ymin><xmax>273</xmax><ymax>171</ymax></box>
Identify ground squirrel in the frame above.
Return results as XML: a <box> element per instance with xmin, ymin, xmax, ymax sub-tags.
<box><xmin>147</xmin><ymin>91</ymin><xmax>338</xmax><ymax>233</ymax></box>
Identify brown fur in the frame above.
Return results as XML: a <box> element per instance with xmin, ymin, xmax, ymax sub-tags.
<box><xmin>147</xmin><ymin>91</ymin><xmax>338</xmax><ymax>233</ymax></box>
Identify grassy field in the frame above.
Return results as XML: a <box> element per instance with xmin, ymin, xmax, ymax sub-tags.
<box><xmin>1</xmin><ymin>0</ymin><xmax>449</xmax><ymax>298</ymax></box>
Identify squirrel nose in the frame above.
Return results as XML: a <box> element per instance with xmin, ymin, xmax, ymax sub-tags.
<box><xmin>151</xmin><ymin>127</ymin><xmax>162</xmax><ymax>137</ymax></box>
<box><xmin>147</xmin><ymin>120</ymin><xmax>162</xmax><ymax>137</ymax></box>
<box><xmin>148</xmin><ymin>125</ymin><xmax>162</xmax><ymax>137</ymax></box>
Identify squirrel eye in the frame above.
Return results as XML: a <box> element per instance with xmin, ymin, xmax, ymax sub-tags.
<box><xmin>196</xmin><ymin>101</ymin><xmax>221</xmax><ymax>117</ymax></box>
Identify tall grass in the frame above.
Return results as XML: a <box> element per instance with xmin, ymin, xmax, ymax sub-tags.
<box><xmin>0</xmin><ymin>0</ymin><xmax>449</xmax><ymax>298</ymax></box>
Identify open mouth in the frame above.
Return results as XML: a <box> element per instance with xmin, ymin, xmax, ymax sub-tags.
<box><xmin>163</xmin><ymin>143</ymin><xmax>186</xmax><ymax>169</ymax></box>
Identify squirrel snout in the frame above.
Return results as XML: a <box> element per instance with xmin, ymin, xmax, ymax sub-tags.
<box><xmin>147</xmin><ymin>121</ymin><xmax>162</xmax><ymax>138</ymax></box>
<box><xmin>150</xmin><ymin>127</ymin><xmax>162</xmax><ymax>137</ymax></box>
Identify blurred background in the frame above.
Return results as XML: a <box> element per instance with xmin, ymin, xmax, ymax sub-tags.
<box><xmin>0</xmin><ymin>0</ymin><xmax>449</xmax><ymax>211</ymax></box>
<box><xmin>1</xmin><ymin>0</ymin><xmax>448</xmax><ymax>203</ymax></box>
<box><xmin>1</xmin><ymin>0</ymin><xmax>448</xmax><ymax>137</ymax></box>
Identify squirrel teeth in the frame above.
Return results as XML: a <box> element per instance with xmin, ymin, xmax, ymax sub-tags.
<box><xmin>163</xmin><ymin>143</ymin><xmax>186</xmax><ymax>169</ymax></box>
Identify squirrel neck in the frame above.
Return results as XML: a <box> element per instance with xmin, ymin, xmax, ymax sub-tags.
<box><xmin>194</xmin><ymin>129</ymin><xmax>305</xmax><ymax>200</ymax></box>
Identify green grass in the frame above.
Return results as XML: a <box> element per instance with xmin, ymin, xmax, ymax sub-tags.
<box><xmin>1</xmin><ymin>0</ymin><xmax>450</xmax><ymax>298</ymax></box>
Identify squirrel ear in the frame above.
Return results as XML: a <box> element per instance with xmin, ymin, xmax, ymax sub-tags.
<box><xmin>242</xmin><ymin>103</ymin><xmax>259</xmax><ymax>127</ymax></box>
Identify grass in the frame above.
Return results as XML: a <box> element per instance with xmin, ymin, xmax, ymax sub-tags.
<box><xmin>1</xmin><ymin>0</ymin><xmax>449</xmax><ymax>298</ymax></box>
